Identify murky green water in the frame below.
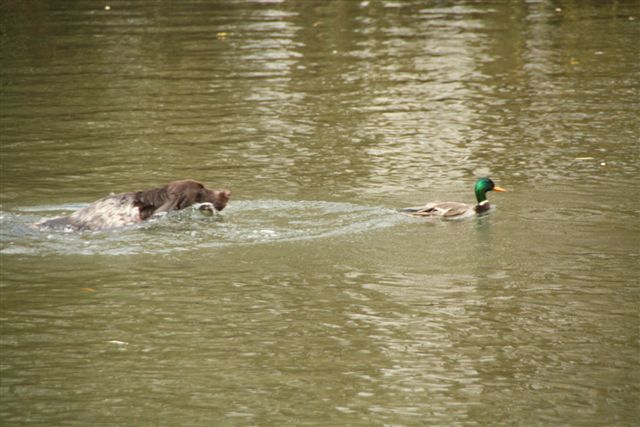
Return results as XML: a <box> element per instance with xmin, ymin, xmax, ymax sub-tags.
<box><xmin>1</xmin><ymin>1</ymin><xmax>639</xmax><ymax>425</ymax></box>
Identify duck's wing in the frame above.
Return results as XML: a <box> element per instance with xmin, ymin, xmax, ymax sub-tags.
<box><xmin>400</xmin><ymin>202</ymin><xmax>473</xmax><ymax>218</ymax></box>
<box><xmin>438</xmin><ymin>202</ymin><xmax>474</xmax><ymax>218</ymax></box>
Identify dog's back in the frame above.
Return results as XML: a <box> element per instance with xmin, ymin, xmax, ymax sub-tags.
<box><xmin>37</xmin><ymin>193</ymin><xmax>142</xmax><ymax>231</ymax></box>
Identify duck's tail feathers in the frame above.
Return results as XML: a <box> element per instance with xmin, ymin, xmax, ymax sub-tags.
<box><xmin>397</xmin><ymin>206</ymin><xmax>424</xmax><ymax>213</ymax></box>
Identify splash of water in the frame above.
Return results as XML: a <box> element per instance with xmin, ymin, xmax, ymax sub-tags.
<box><xmin>1</xmin><ymin>200</ymin><xmax>406</xmax><ymax>256</ymax></box>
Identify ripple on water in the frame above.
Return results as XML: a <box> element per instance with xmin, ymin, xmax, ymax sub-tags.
<box><xmin>0</xmin><ymin>200</ymin><xmax>405</xmax><ymax>256</ymax></box>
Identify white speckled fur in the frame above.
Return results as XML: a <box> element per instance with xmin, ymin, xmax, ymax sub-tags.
<box><xmin>37</xmin><ymin>193</ymin><xmax>142</xmax><ymax>231</ymax></box>
<box><xmin>68</xmin><ymin>194</ymin><xmax>142</xmax><ymax>230</ymax></box>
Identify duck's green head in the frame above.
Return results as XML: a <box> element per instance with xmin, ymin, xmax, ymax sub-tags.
<box><xmin>474</xmin><ymin>177</ymin><xmax>506</xmax><ymax>204</ymax></box>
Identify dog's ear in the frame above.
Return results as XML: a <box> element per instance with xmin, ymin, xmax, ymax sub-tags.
<box><xmin>194</xmin><ymin>187</ymin><xmax>205</xmax><ymax>202</ymax></box>
<box><xmin>134</xmin><ymin>186</ymin><xmax>168</xmax><ymax>209</ymax></box>
<box><xmin>170</xmin><ymin>181</ymin><xmax>204</xmax><ymax>209</ymax></box>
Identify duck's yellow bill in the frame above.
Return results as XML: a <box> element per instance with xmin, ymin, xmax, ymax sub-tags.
<box><xmin>493</xmin><ymin>186</ymin><xmax>506</xmax><ymax>192</ymax></box>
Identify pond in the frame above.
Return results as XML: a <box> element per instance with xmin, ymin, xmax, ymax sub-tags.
<box><xmin>1</xmin><ymin>1</ymin><xmax>638</xmax><ymax>425</ymax></box>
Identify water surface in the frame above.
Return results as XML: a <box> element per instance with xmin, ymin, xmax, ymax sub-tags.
<box><xmin>1</xmin><ymin>1</ymin><xmax>639</xmax><ymax>425</ymax></box>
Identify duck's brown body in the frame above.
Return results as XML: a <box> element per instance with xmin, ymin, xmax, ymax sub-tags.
<box><xmin>36</xmin><ymin>180</ymin><xmax>230</xmax><ymax>231</ymax></box>
<box><xmin>402</xmin><ymin>201</ymin><xmax>489</xmax><ymax>219</ymax></box>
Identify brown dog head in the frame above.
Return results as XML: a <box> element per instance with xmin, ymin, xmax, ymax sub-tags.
<box><xmin>165</xmin><ymin>180</ymin><xmax>231</xmax><ymax>211</ymax></box>
<box><xmin>135</xmin><ymin>180</ymin><xmax>231</xmax><ymax>219</ymax></box>
<box><xmin>199</xmin><ymin>188</ymin><xmax>231</xmax><ymax>211</ymax></box>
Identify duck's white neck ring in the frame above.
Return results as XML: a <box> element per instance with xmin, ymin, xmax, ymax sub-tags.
<box><xmin>478</xmin><ymin>200</ymin><xmax>489</xmax><ymax>206</ymax></box>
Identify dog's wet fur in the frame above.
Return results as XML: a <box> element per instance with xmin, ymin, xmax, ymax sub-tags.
<box><xmin>36</xmin><ymin>180</ymin><xmax>231</xmax><ymax>231</ymax></box>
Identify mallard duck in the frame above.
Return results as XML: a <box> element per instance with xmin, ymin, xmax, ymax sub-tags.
<box><xmin>400</xmin><ymin>177</ymin><xmax>506</xmax><ymax>219</ymax></box>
